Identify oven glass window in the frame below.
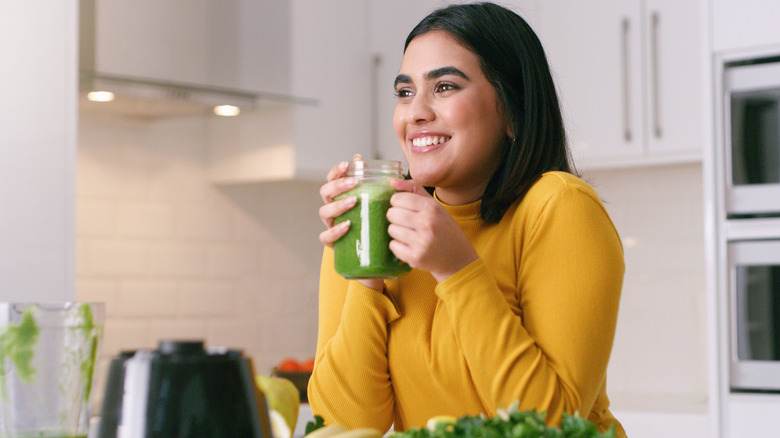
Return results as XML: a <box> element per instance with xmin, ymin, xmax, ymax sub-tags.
<box><xmin>730</xmin><ymin>90</ymin><xmax>780</xmax><ymax>186</ymax></box>
<box><xmin>735</xmin><ymin>265</ymin><xmax>780</xmax><ymax>360</ymax></box>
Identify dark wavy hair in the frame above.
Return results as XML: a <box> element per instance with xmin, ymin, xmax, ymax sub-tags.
<box><xmin>405</xmin><ymin>2</ymin><xmax>576</xmax><ymax>223</ymax></box>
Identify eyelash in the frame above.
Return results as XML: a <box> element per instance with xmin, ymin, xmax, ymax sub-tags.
<box><xmin>393</xmin><ymin>82</ymin><xmax>459</xmax><ymax>98</ymax></box>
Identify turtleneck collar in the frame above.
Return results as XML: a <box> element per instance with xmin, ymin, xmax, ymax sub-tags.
<box><xmin>434</xmin><ymin>190</ymin><xmax>482</xmax><ymax>221</ymax></box>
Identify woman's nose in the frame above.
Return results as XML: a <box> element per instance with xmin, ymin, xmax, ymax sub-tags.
<box><xmin>405</xmin><ymin>93</ymin><xmax>435</xmax><ymax>124</ymax></box>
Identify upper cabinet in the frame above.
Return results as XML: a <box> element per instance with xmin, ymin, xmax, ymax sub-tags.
<box><xmin>528</xmin><ymin>0</ymin><xmax>706</xmax><ymax>169</ymax></box>
<box><xmin>82</xmin><ymin>0</ymin><xmax>290</xmax><ymax>93</ymax></box>
<box><xmin>288</xmin><ymin>0</ymin><xmax>372</xmax><ymax>180</ymax></box>
<box><xmin>712</xmin><ymin>0</ymin><xmax>780</xmax><ymax>53</ymax></box>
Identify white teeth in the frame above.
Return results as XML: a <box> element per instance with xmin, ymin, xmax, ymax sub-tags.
<box><xmin>412</xmin><ymin>136</ymin><xmax>448</xmax><ymax>147</ymax></box>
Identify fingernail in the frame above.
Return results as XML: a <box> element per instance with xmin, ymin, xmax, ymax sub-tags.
<box><xmin>339</xmin><ymin>161</ymin><xmax>349</xmax><ymax>170</ymax></box>
<box><xmin>344</xmin><ymin>196</ymin><xmax>357</xmax><ymax>206</ymax></box>
<box><xmin>340</xmin><ymin>219</ymin><xmax>351</xmax><ymax>229</ymax></box>
<box><xmin>341</xmin><ymin>177</ymin><xmax>355</xmax><ymax>187</ymax></box>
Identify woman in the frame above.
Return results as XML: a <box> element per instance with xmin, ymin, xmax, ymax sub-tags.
<box><xmin>310</xmin><ymin>2</ymin><xmax>625</xmax><ymax>436</ymax></box>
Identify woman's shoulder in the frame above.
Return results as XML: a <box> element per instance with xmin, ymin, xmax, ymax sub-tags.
<box><xmin>524</xmin><ymin>171</ymin><xmax>602</xmax><ymax>205</ymax></box>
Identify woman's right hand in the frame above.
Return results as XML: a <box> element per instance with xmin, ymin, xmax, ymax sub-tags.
<box><xmin>318</xmin><ymin>160</ymin><xmax>357</xmax><ymax>248</ymax></box>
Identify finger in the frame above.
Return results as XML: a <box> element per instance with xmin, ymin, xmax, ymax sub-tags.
<box><xmin>386</xmin><ymin>204</ymin><xmax>424</xmax><ymax>229</ymax></box>
<box><xmin>387</xmin><ymin>222</ymin><xmax>419</xmax><ymax>245</ymax></box>
<box><xmin>319</xmin><ymin>220</ymin><xmax>351</xmax><ymax>247</ymax></box>
<box><xmin>326</xmin><ymin>161</ymin><xmax>350</xmax><ymax>182</ymax></box>
<box><xmin>389</xmin><ymin>190</ymin><xmax>434</xmax><ymax>212</ymax></box>
<box><xmin>319</xmin><ymin>196</ymin><xmax>357</xmax><ymax>227</ymax></box>
<box><xmin>320</xmin><ymin>176</ymin><xmax>356</xmax><ymax>204</ymax></box>
<box><xmin>388</xmin><ymin>239</ymin><xmax>416</xmax><ymax>268</ymax></box>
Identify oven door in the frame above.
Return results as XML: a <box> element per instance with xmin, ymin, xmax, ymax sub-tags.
<box><xmin>725</xmin><ymin>60</ymin><xmax>780</xmax><ymax>216</ymax></box>
<box><xmin>728</xmin><ymin>239</ymin><xmax>780</xmax><ymax>391</ymax></box>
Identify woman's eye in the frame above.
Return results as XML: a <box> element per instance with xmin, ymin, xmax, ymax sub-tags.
<box><xmin>435</xmin><ymin>82</ymin><xmax>458</xmax><ymax>93</ymax></box>
<box><xmin>394</xmin><ymin>88</ymin><xmax>413</xmax><ymax>98</ymax></box>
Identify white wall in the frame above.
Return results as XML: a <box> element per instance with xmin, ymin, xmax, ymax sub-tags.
<box><xmin>77</xmin><ymin>112</ymin><xmax>323</xmax><ymax>409</ymax></box>
<box><xmin>0</xmin><ymin>0</ymin><xmax>77</xmax><ymax>302</ymax></box>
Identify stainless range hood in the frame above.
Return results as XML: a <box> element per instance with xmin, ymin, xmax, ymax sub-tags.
<box><xmin>78</xmin><ymin>0</ymin><xmax>314</xmax><ymax>119</ymax></box>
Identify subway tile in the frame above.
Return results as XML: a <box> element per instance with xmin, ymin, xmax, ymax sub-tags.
<box><xmin>82</xmin><ymin>239</ymin><xmax>148</xmax><ymax>277</ymax></box>
<box><xmin>174</xmin><ymin>202</ymin><xmax>232</xmax><ymax>241</ymax></box>
<box><xmin>76</xmin><ymin>278</ymin><xmax>121</xmax><ymax>318</ymax></box>
<box><xmin>119</xmin><ymin>279</ymin><xmax>179</xmax><ymax>317</ymax></box>
<box><xmin>146</xmin><ymin>318</ymin><xmax>208</xmax><ymax>346</ymax></box>
<box><xmin>206</xmin><ymin>319</ymin><xmax>261</xmax><ymax>354</ymax></box>
<box><xmin>116</xmin><ymin>200</ymin><xmax>174</xmax><ymax>239</ymax></box>
<box><xmin>100</xmin><ymin>319</ymin><xmax>152</xmax><ymax>358</ymax></box>
<box><xmin>179</xmin><ymin>280</ymin><xmax>235</xmax><ymax>316</ymax></box>
<box><xmin>207</xmin><ymin>245</ymin><xmax>263</xmax><ymax>278</ymax></box>
<box><xmin>76</xmin><ymin>198</ymin><xmax>116</xmax><ymax>237</ymax></box>
<box><xmin>147</xmin><ymin>241</ymin><xmax>206</xmax><ymax>277</ymax></box>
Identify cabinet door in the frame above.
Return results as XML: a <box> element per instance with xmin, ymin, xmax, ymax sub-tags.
<box><xmin>94</xmin><ymin>0</ymin><xmax>210</xmax><ymax>85</ymax></box>
<box><xmin>643</xmin><ymin>0</ymin><xmax>704</xmax><ymax>156</ymax></box>
<box><xmin>712</xmin><ymin>0</ymin><xmax>780</xmax><ymax>53</ymax></box>
<box><xmin>0</xmin><ymin>0</ymin><xmax>76</xmax><ymax>301</ymax></box>
<box><xmin>290</xmin><ymin>0</ymin><xmax>372</xmax><ymax>179</ymax></box>
<box><xmin>534</xmin><ymin>1</ymin><xmax>644</xmax><ymax>167</ymax></box>
<box><xmin>368</xmin><ymin>0</ymin><xmax>445</xmax><ymax>163</ymax></box>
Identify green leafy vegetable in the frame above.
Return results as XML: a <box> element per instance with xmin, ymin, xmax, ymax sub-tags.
<box><xmin>390</xmin><ymin>402</ymin><xmax>615</xmax><ymax>438</ymax></box>
<box><xmin>0</xmin><ymin>308</ymin><xmax>40</xmax><ymax>384</ymax></box>
<box><xmin>306</xmin><ymin>415</ymin><xmax>326</xmax><ymax>435</ymax></box>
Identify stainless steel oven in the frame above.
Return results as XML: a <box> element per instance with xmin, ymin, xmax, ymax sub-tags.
<box><xmin>728</xmin><ymin>236</ymin><xmax>780</xmax><ymax>391</ymax></box>
<box><xmin>724</xmin><ymin>56</ymin><xmax>780</xmax><ymax>216</ymax></box>
<box><xmin>723</xmin><ymin>55</ymin><xmax>780</xmax><ymax>392</ymax></box>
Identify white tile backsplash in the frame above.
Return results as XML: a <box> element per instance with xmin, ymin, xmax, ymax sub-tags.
<box><xmin>584</xmin><ymin>163</ymin><xmax>708</xmax><ymax>412</ymax></box>
<box><xmin>77</xmin><ymin>113</ymin><xmax>323</xmax><ymax>411</ymax></box>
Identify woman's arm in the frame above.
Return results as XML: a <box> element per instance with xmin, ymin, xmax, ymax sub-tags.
<box><xmin>307</xmin><ymin>247</ymin><xmax>400</xmax><ymax>431</ymax></box>
<box><xmin>435</xmin><ymin>183</ymin><xmax>624</xmax><ymax>425</ymax></box>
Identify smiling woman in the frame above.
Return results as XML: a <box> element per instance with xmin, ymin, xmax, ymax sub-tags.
<box><xmin>309</xmin><ymin>3</ymin><xmax>626</xmax><ymax>437</ymax></box>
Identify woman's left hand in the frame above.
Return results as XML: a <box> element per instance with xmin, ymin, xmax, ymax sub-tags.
<box><xmin>386</xmin><ymin>178</ymin><xmax>478</xmax><ymax>283</ymax></box>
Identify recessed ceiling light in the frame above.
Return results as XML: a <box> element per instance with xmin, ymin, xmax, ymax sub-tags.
<box><xmin>87</xmin><ymin>91</ymin><xmax>115</xmax><ymax>102</ymax></box>
<box><xmin>213</xmin><ymin>105</ymin><xmax>240</xmax><ymax>117</ymax></box>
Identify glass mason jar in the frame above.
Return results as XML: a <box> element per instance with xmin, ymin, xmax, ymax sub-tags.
<box><xmin>333</xmin><ymin>160</ymin><xmax>412</xmax><ymax>279</ymax></box>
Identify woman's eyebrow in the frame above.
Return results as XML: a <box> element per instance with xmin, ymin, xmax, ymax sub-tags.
<box><xmin>426</xmin><ymin>66</ymin><xmax>470</xmax><ymax>81</ymax></box>
<box><xmin>393</xmin><ymin>66</ymin><xmax>471</xmax><ymax>89</ymax></box>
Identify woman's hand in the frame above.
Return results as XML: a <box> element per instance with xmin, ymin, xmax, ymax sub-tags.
<box><xmin>387</xmin><ymin>178</ymin><xmax>478</xmax><ymax>283</ymax></box>
<box><xmin>318</xmin><ymin>160</ymin><xmax>356</xmax><ymax>247</ymax></box>
<box><xmin>318</xmin><ymin>158</ymin><xmax>384</xmax><ymax>291</ymax></box>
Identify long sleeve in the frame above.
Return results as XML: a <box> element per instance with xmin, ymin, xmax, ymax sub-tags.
<box><xmin>434</xmin><ymin>177</ymin><xmax>624</xmax><ymax>426</ymax></box>
<box><xmin>307</xmin><ymin>247</ymin><xmax>401</xmax><ymax>432</ymax></box>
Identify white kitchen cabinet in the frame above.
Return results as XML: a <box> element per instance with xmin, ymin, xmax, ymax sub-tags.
<box><xmin>531</xmin><ymin>0</ymin><xmax>705</xmax><ymax>169</ymax></box>
<box><xmin>712</xmin><ymin>0</ymin><xmax>780</xmax><ymax>53</ymax></box>
<box><xmin>89</xmin><ymin>0</ymin><xmax>211</xmax><ymax>85</ymax></box>
<box><xmin>0</xmin><ymin>0</ymin><xmax>77</xmax><ymax>302</ymax></box>
<box><xmin>86</xmin><ymin>0</ymin><xmax>291</xmax><ymax>93</ymax></box>
<box><xmin>289</xmin><ymin>0</ymin><xmax>373</xmax><ymax>180</ymax></box>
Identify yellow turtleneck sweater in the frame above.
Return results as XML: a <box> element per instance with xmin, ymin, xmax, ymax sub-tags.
<box><xmin>308</xmin><ymin>171</ymin><xmax>626</xmax><ymax>437</ymax></box>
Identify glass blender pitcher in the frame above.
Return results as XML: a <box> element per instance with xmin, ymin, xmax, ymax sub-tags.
<box><xmin>0</xmin><ymin>302</ymin><xmax>104</xmax><ymax>438</ymax></box>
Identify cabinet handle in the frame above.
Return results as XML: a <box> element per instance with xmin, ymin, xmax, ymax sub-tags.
<box><xmin>370</xmin><ymin>54</ymin><xmax>382</xmax><ymax>160</ymax></box>
<box><xmin>621</xmin><ymin>17</ymin><xmax>632</xmax><ymax>143</ymax></box>
<box><xmin>650</xmin><ymin>12</ymin><xmax>662</xmax><ymax>139</ymax></box>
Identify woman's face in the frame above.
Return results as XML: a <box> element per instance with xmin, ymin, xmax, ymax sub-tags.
<box><xmin>393</xmin><ymin>30</ymin><xmax>510</xmax><ymax>205</ymax></box>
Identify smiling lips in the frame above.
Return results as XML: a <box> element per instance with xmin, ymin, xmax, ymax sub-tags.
<box><xmin>410</xmin><ymin>135</ymin><xmax>450</xmax><ymax>152</ymax></box>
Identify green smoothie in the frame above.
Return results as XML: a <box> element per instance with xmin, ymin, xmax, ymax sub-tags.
<box><xmin>333</xmin><ymin>179</ymin><xmax>411</xmax><ymax>279</ymax></box>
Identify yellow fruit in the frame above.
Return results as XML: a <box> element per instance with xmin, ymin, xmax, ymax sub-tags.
<box><xmin>330</xmin><ymin>427</ymin><xmax>383</xmax><ymax>438</ymax></box>
<box><xmin>426</xmin><ymin>415</ymin><xmax>457</xmax><ymax>432</ymax></box>
<box><xmin>256</xmin><ymin>375</ymin><xmax>300</xmax><ymax>437</ymax></box>
<box><xmin>305</xmin><ymin>424</ymin><xmax>348</xmax><ymax>438</ymax></box>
